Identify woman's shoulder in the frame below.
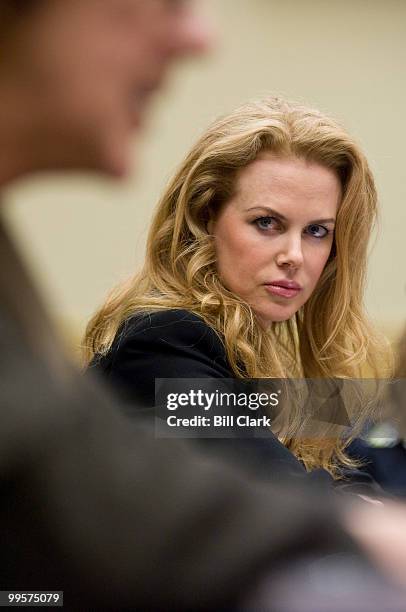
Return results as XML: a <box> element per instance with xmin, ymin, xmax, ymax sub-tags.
<box><xmin>94</xmin><ymin>308</ymin><xmax>231</xmax><ymax>379</ymax></box>
<box><xmin>121</xmin><ymin>308</ymin><xmax>211</xmax><ymax>333</ymax></box>
<box><xmin>91</xmin><ymin>309</ymin><xmax>232</xmax><ymax>405</ymax></box>
<box><xmin>117</xmin><ymin>309</ymin><xmax>222</xmax><ymax>349</ymax></box>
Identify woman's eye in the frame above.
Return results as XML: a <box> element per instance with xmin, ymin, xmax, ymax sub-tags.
<box><xmin>255</xmin><ymin>216</ymin><xmax>278</xmax><ymax>231</ymax></box>
<box><xmin>306</xmin><ymin>224</ymin><xmax>329</xmax><ymax>238</ymax></box>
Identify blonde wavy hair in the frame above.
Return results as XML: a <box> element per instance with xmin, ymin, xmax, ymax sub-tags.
<box><xmin>84</xmin><ymin>97</ymin><xmax>391</xmax><ymax>475</ymax></box>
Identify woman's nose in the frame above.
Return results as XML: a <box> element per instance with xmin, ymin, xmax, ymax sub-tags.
<box><xmin>275</xmin><ymin>235</ymin><xmax>304</xmax><ymax>269</ymax></box>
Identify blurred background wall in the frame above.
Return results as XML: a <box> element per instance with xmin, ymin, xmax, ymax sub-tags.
<box><xmin>2</xmin><ymin>0</ymin><xmax>405</xmax><ymax>356</ymax></box>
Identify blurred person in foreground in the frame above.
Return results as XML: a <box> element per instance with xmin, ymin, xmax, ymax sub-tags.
<box><xmin>1</xmin><ymin>1</ymin><xmax>406</xmax><ymax>611</ymax></box>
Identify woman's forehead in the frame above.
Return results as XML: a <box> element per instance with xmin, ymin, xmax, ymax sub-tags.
<box><xmin>232</xmin><ymin>155</ymin><xmax>341</xmax><ymax>207</ymax></box>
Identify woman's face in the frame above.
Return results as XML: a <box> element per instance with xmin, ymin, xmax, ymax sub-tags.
<box><xmin>210</xmin><ymin>154</ymin><xmax>341</xmax><ymax>326</ymax></box>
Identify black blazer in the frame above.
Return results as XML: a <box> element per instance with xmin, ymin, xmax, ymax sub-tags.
<box><xmin>94</xmin><ymin>309</ymin><xmax>383</xmax><ymax>496</ymax></box>
<box><xmin>93</xmin><ymin>309</ymin><xmax>333</xmax><ymax>485</ymax></box>
<box><xmin>94</xmin><ymin>309</ymin><xmax>232</xmax><ymax>404</ymax></box>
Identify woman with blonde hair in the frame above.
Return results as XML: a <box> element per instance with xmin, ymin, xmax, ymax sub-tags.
<box><xmin>85</xmin><ymin>96</ymin><xmax>390</xmax><ymax>479</ymax></box>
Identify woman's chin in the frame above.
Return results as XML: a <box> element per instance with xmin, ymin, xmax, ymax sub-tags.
<box><xmin>254</xmin><ymin>307</ymin><xmax>298</xmax><ymax>326</ymax></box>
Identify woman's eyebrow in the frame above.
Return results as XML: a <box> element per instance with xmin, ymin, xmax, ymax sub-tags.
<box><xmin>246</xmin><ymin>206</ymin><xmax>288</xmax><ymax>221</ymax></box>
<box><xmin>308</xmin><ymin>218</ymin><xmax>336</xmax><ymax>225</ymax></box>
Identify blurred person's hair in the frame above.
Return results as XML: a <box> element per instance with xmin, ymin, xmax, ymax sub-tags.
<box><xmin>84</xmin><ymin>96</ymin><xmax>392</xmax><ymax>474</ymax></box>
<box><xmin>0</xmin><ymin>0</ymin><xmax>39</xmax><ymax>39</ymax></box>
<box><xmin>0</xmin><ymin>1</ymin><xmax>38</xmax><ymax>21</ymax></box>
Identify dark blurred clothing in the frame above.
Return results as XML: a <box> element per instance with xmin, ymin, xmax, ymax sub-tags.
<box><xmin>0</xmin><ymin>219</ymin><xmax>360</xmax><ymax>610</ymax></box>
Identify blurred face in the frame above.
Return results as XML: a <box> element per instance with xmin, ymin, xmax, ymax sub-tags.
<box><xmin>210</xmin><ymin>154</ymin><xmax>341</xmax><ymax>326</ymax></box>
<box><xmin>5</xmin><ymin>0</ymin><xmax>210</xmax><ymax>176</ymax></box>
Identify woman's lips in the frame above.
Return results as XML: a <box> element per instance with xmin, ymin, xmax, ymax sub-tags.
<box><xmin>264</xmin><ymin>281</ymin><xmax>302</xmax><ymax>299</ymax></box>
